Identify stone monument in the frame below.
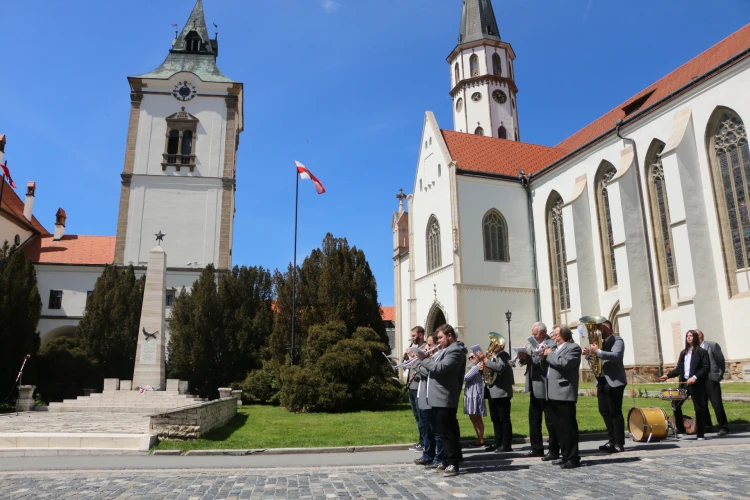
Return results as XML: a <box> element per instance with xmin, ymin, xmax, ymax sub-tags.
<box><xmin>132</xmin><ymin>231</ymin><xmax>167</xmax><ymax>389</ymax></box>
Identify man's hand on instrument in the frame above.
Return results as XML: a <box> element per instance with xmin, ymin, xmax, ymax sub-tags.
<box><xmin>659</xmin><ymin>375</ymin><xmax>668</xmax><ymax>382</ymax></box>
<box><xmin>542</xmin><ymin>348</ymin><xmax>553</xmax><ymax>357</ymax></box>
<box><xmin>415</xmin><ymin>350</ymin><xmax>427</xmax><ymax>360</ymax></box>
<box><xmin>589</xmin><ymin>342</ymin><xmax>599</xmax><ymax>354</ymax></box>
<box><xmin>518</xmin><ymin>352</ymin><xmax>530</xmax><ymax>360</ymax></box>
<box><xmin>582</xmin><ymin>347</ymin><xmax>589</xmax><ymax>356</ymax></box>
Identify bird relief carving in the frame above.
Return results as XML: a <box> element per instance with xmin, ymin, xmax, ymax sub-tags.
<box><xmin>142</xmin><ymin>327</ymin><xmax>158</xmax><ymax>340</ymax></box>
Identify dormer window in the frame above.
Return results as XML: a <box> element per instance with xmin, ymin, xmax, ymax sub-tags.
<box><xmin>185</xmin><ymin>31</ymin><xmax>202</xmax><ymax>52</ymax></box>
<box><xmin>163</xmin><ymin>107</ymin><xmax>199</xmax><ymax>172</ymax></box>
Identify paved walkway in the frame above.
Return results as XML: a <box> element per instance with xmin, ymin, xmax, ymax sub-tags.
<box><xmin>0</xmin><ymin>412</ymin><xmax>149</xmax><ymax>434</ymax></box>
<box><xmin>1</xmin><ymin>442</ymin><xmax>749</xmax><ymax>499</ymax></box>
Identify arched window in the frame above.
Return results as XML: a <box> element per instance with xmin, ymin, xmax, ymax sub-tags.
<box><xmin>483</xmin><ymin>210</ymin><xmax>509</xmax><ymax>262</ymax></box>
<box><xmin>474</xmin><ymin>126</ymin><xmax>484</xmax><ymax>136</ymax></box>
<box><xmin>426</xmin><ymin>216</ymin><xmax>442</xmax><ymax>272</ymax></box>
<box><xmin>595</xmin><ymin>161</ymin><xmax>618</xmax><ymax>289</ymax></box>
<box><xmin>706</xmin><ymin>107</ymin><xmax>750</xmax><ymax>296</ymax></box>
<box><xmin>646</xmin><ymin>139</ymin><xmax>677</xmax><ymax>308</ymax></box>
<box><xmin>547</xmin><ymin>192</ymin><xmax>570</xmax><ymax>325</ymax></box>
<box><xmin>498</xmin><ymin>126</ymin><xmax>507</xmax><ymax>139</ymax></box>
<box><xmin>492</xmin><ymin>53</ymin><xmax>502</xmax><ymax>76</ymax></box>
<box><xmin>454</xmin><ymin>62</ymin><xmax>460</xmax><ymax>85</ymax></box>
<box><xmin>470</xmin><ymin>54</ymin><xmax>479</xmax><ymax>77</ymax></box>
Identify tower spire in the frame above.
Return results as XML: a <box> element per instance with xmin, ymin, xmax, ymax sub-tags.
<box><xmin>458</xmin><ymin>0</ymin><xmax>501</xmax><ymax>45</ymax></box>
<box><xmin>172</xmin><ymin>0</ymin><xmax>214</xmax><ymax>56</ymax></box>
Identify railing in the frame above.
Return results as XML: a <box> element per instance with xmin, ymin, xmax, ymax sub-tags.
<box><xmin>162</xmin><ymin>153</ymin><xmax>196</xmax><ymax>172</ymax></box>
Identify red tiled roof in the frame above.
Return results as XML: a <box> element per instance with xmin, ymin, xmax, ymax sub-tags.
<box><xmin>24</xmin><ymin>235</ymin><xmax>115</xmax><ymax>265</ymax></box>
<box><xmin>555</xmin><ymin>23</ymin><xmax>750</xmax><ymax>152</ymax></box>
<box><xmin>0</xmin><ymin>178</ymin><xmax>49</xmax><ymax>236</ymax></box>
<box><xmin>381</xmin><ymin>306</ymin><xmax>395</xmax><ymax>322</ymax></box>
<box><xmin>442</xmin><ymin>130</ymin><xmax>568</xmax><ymax>177</ymax></box>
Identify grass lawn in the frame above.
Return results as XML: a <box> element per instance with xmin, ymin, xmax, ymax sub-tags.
<box><xmin>155</xmin><ymin>393</ymin><xmax>750</xmax><ymax>451</ymax></box>
<box><xmin>575</xmin><ymin>382</ymin><xmax>750</xmax><ymax>394</ymax></box>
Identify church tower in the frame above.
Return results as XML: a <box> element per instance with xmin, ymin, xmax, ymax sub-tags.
<box><xmin>448</xmin><ymin>0</ymin><xmax>519</xmax><ymax>140</ymax></box>
<box><xmin>114</xmin><ymin>0</ymin><xmax>243</xmax><ymax>271</ymax></box>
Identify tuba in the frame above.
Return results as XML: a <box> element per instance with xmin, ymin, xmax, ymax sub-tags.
<box><xmin>580</xmin><ymin>315</ymin><xmax>607</xmax><ymax>379</ymax></box>
<box><xmin>482</xmin><ymin>332</ymin><xmax>506</xmax><ymax>385</ymax></box>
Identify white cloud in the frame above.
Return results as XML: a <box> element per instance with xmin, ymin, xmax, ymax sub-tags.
<box><xmin>321</xmin><ymin>0</ymin><xmax>341</xmax><ymax>13</ymax></box>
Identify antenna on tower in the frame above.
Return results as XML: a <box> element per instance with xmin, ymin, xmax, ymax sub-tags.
<box><xmin>171</xmin><ymin>24</ymin><xmax>178</xmax><ymax>39</ymax></box>
<box><xmin>213</xmin><ymin>22</ymin><xmax>218</xmax><ymax>40</ymax></box>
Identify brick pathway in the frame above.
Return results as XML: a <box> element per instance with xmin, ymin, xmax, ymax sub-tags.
<box><xmin>1</xmin><ymin>444</ymin><xmax>749</xmax><ymax>499</ymax></box>
<box><xmin>0</xmin><ymin>412</ymin><xmax>149</xmax><ymax>434</ymax></box>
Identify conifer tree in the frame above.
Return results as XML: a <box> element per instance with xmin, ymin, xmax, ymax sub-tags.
<box><xmin>76</xmin><ymin>265</ymin><xmax>145</xmax><ymax>379</ymax></box>
<box><xmin>0</xmin><ymin>243</ymin><xmax>42</xmax><ymax>396</ymax></box>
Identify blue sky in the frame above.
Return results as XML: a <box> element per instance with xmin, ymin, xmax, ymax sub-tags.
<box><xmin>2</xmin><ymin>0</ymin><xmax>749</xmax><ymax>306</ymax></box>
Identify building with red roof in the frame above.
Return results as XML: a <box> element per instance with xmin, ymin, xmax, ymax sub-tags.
<box><xmin>392</xmin><ymin>1</ymin><xmax>750</xmax><ymax>380</ymax></box>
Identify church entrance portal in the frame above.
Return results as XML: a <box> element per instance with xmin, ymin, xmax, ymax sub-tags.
<box><xmin>427</xmin><ymin>307</ymin><xmax>446</xmax><ymax>334</ymax></box>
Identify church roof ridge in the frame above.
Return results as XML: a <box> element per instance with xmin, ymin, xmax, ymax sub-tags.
<box><xmin>458</xmin><ymin>0</ymin><xmax>502</xmax><ymax>45</ymax></box>
<box><xmin>134</xmin><ymin>0</ymin><xmax>235</xmax><ymax>83</ymax></box>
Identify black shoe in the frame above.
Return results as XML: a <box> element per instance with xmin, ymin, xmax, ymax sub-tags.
<box><xmin>414</xmin><ymin>458</ymin><xmax>432</xmax><ymax>466</ymax></box>
<box><xmin>561</xmin><ymin>460</ymin><xmax>580</xmax><ymax>469</ymax></box>
<box><xmin>525</xmin><ymin>450</ymin><xmax>545</xmax><ymax>458</ymax></box>
<box><xmin>484</xmin><ymin>444</ymin><xmax>498</xmax><ymax>452</ymax></box>
<box><xmin>718</xmin><ymin>428</ymin><xmax>729</xmax><ymax>436</ymax></box>
<box><xmin>541</xmin><ymin>453</ymin><xmax>560</xmax><ymax>462</ymax></box>
<box><xmin>551</xmin><ymin>459</ymin><xmax>568</xmax><ymax>466</ymax></box>
<box><xmin>495</xmin><ymin>445</ymin><xmax>513</xmax><ymax>453</ymax></box>
<box><xmin>599</xmin><ymin>442</ymin><xmax>615</xmax><ymax>453</ymax></box>
<box><xmin>613</xmin><ymin>444</ymin><xmax>625</xmax><ymax>453</ymax></box>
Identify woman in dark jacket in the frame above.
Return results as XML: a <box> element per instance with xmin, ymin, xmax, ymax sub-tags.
<box><xmin>660</xmin><ymin>330</ymin><xmax>711</xmax><ymax>439</ymax></box>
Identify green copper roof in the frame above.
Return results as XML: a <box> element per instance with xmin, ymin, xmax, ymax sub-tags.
<box><xmin>458</xmin><ymin>0</ymin><xmax>502</xmax><ymax>45</ymax></box>
<box><xmin>135</xmin><ymin>0</ymin><xmax>234</xmax><ymax>83</ymax></box>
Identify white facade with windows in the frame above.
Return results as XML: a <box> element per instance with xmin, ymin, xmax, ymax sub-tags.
<box><xmin>392</xmin><ymin>2</ymin><xmax>750</xmax><ymax>380</ymax></box>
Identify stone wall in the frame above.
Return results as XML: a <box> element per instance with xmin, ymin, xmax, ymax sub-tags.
<box><xmin>149</xmin><ymin>397</ymin><xmax>237</xmax><ymax>440</ymax></box>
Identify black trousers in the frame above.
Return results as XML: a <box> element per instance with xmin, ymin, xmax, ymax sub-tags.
<box><xmin>529</xmin><ymin>391</ymin><xmax>559</xmax><ymax>454</ymax></box>
<box><xmin>705</xmin><ymin>380</ymin><xmax>729</xmax><ymax>431</ymax></box>
<box><xmin>488</xmin><ymin>397</ymin><xmax>512</xmax><ymax>448</ymax></box>
<box><xmin>597</xmin><ymin>382</ymin><xmax>625</xmax><ymax>446</ymax></box>
<box><xmin>433</xmin><ymin>406</ymin><xmax>463</xmax><ymax>467</ymax></box>
<box><xmin>548</xmin><ymin>400</ymin><xmax>579</xmax><ymax>463</ymax></box>
<box><xmin>674</xmin><ymin>384</ymin><xmax>710</xmax><ymax>438</ymax></box>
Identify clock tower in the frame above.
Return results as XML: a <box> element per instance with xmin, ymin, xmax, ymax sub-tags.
<box><xmin>114</xmin><ymin>0</ymin><xmax>243</xmax><ymax>272</ymax></box>
<box><xmin>448</xmin><ymin>0</ymin><xmax>519</xmax><ymax>141</ymax></box>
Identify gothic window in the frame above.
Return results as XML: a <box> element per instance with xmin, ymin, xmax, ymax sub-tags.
<box><xmin>492</xmin><ymin>53</ymin><xmax>502</xmax><ymax>76</ymax></box>
<box><xmin>163</xmin><ymin>107</ymin><xmax>199</xmax><ymax>171</ymax></box>
<box><xmin>706</xmin><ymin>107</ymin><xmax>750</xmax><ymax>296</ymax></box>
<box><xmin>595</xmin><ymin>161</ymin><xmax>618</xmax><ymax>289</ymax></box>
<box><xmin>426</xmin><ymin>216</ymin><xmax>442</xmax><ymax>272</ymax></box>
<box><xmin>646</xmin><ymin>139</ymin><xmax>677</xmax><ymax>308</ymax></box>
<box><xmin>482</xmin><ymin>210</ymin><xmax>509</xmax><ymax>262</ymax></box>
<box><xmin>454</xmin><ymin>62</ymin><xmax>460</xmax><ymax>85</ymax></box>
<box><xmin>474</xmin><ymin>126</ymin><xmax>484</xmax><ymax>136</ymax></box>
<box><xmin>498</xmin><ymin>126</ymin><xmax>507</xmax><ymax>139</ymax></box>
<box><xmin>470</xmin><ymin>54</ymin><xmax>479</xmax><ymax>77</ymax></box>
<box><xmin>546</xmin><ymin>192</ymin><xmax>570</xmax><ymax>325</ymax></box>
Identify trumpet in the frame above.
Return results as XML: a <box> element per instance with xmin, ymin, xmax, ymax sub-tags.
<box><xmin>397</xmin><ymin>344</ymin><xmax>441</xmax><ymax>370</ymax></box>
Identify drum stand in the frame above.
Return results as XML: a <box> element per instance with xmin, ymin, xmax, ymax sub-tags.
<box><xmin>667</xmin><ymin>399</ymin><xmax>686</xmax><ymax>440</ymax></box>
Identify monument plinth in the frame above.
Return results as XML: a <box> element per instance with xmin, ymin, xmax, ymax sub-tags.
<box><xmin>132</xmin><ymin>245</ymin><xmax>167</xmax><ymax>389</ymax></box>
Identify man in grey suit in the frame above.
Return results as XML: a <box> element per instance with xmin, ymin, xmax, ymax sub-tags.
<box><xmin>405</xmin><ymin>326</ymin><xmax>427</xmax><ymax>452</ymax></box>
<box><xmin>583</xmin><ymin>320</ymin><xmax>627</xmax><ymax>453</ymax></box>
<box><xmin>697</xmin><ymin>329</ymin><xmax>729</xmax><ymax>435</ymax></box>
<box><xmin>518</xmin><ymin>322</ymin><xmax>559</xmax><ymax>460</ymax></box>
<box><xmin>477</xmin><ymin>339</ymin><xmax>514</xmax><ymax>453</ymax></box>
<box><xmin>543</xmin><ymin>324</ymin><xmax>582</xmax><ymax>469</ymax></box>
<box><xmin>415</xmin><ymin>324</ymin><xmax>467</xmax><ymax>477</ymax></box>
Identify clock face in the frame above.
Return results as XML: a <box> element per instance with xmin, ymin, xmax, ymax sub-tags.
<box><xmin>471</xmin><ymin>92</ymin><xmax>482</xmax><ymax>102</ymax></box>
<box><xmin>456</xmin><ymin>98</ymin><xmax>463</xmax><ymax>112</ymax></box>
<box><xmin>172</xmin><ymin>81</ymin><xmax>197</xmax><ymax>102</ymax></box>
<box><xmin>493</xmin><ymin>90</ymin><xmax>507</xmax><ymax>104</ymax></box>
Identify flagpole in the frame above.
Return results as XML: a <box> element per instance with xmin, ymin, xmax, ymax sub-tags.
<box><xmin>0</xmin><ymin>161</ymin><xmax>6</xmax><ymax>210</ymax></box>
<box><xmin>291</xmin><ymin>168</ymin><xmax>299</xmax><ymax>367</ymax></box>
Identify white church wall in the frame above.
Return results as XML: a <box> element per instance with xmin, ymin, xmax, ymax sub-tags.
<box><xmin>415</xmin><ymin>264</ymin><xmax>456</xmax><ymax>332</ymax></box>
<box><xmin>399</xmin><ymin>254</ymin><xmax>411</xmax><ymax>347</ymax></box>
<box><xmin>0</xmin><ymin>216</ymin><xmax>32</xmax><ymax>248</ymax></box>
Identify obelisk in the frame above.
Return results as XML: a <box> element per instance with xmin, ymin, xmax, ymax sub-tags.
<box><xmin>132</xmin><ymin>231</ymin><xmax>167</xmax><ymax>389</ymax></box>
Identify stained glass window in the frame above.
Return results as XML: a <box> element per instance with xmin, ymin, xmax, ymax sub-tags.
<box><xmin>548</xmin><ymin>195</ymin><xmax>570</xmax><ymax>324</ymax></box>
<box><xmin>426</xmin><ymin>216</ymin><xmax>442</xmax><ymax>272</ymax></box>
<box><xmin>483</xmin><ymin>210</ymin><xmax>509</xmax><ymax>262</ymax></box>
<box><xmin>647</xmin><ymin>141</ymin><xmax>678</xmax><ymax>308</ymax></box>
<box><xmin>597</xmin><ymin>163</ymin><xmax>618</xmax><ymax>288</ymax></box>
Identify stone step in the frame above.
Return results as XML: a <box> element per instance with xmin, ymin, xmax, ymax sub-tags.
<box><xmin>48</xmin><ymin>406</ymin><xmax>179</xmax><ymax>413</ymax></box>
<box><xmin>0</xmin><ymin>432</ymin><xmax>154</xmax><ymax>451</ymax></box>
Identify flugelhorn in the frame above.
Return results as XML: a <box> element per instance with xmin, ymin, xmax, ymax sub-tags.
<box><xmin>397</xmin><ymin>344</ymin><xmax>441</xmax><ymax>370</ymax></box>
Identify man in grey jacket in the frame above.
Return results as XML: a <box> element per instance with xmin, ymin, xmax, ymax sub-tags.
<box><xmin>583</xmin><ymin>320</ymin><xmax>627</xmax><ymax>453</ymax></box>
<box><xmin>405</xmin><ymin>326</ymin><xmax>427</xmax><ymax>452</ymax></box>
<box><xmin>543</xmin><ymin>324</ymin><xmax>582</xmax><ymax>469</ymax></box>
<box><xmin>518</xmin><ymin>322</ymin><xmax>559</xmax><ymax>460</ymax></box>
<box><xmin>415</xmin><ymin>324</ymin><xmax>467</xmax><ymax>477</ymax></box>
<box><xmin>697</xmin><ymin>329</ymin><xmax>729</xmax><ymax>435</ymax></box>
<box><xmin>477</xmin><ymin>339</ymin><xmax>514</xmax><ymax>453</ymax></box>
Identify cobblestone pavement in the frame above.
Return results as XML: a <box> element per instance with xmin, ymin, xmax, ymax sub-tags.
<box><xmin>0</xmin><ymin>412</ymin><xmax>149</xmax><ymax>434</ymax></box>
<box><xmin>1</xmin><ymin>444</ymin><xmax>749</xmax><ymax>499</ymax></box>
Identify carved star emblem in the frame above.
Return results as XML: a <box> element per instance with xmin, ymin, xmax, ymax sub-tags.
<box><xmin>155</xmin><ymin>230</ymin><xmax>166</xmax><ymax>245</ymax></box>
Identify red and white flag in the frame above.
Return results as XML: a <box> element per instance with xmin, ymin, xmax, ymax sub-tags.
<box><xmin>295</xmin><ymin>161</ymin><xmax>326</xmax><ymax>194</ymax></box>
<box><xmin>0</xmin><ymin>163</ymin><xmax>15</xmax><ymax>189</ymax></box>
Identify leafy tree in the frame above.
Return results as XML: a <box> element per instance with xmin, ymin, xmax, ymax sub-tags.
<box><xmin>168</xmin><ymin>264</ymin><xmax>274</xmax><ymax>398</ymax></box>
<box><xmin>76</xmin><ymin>265</ymin><xmax>145</xmax><ymax>379</ymax></box>
<box><xmin>0</xmin><ymin>243</ymin><xmax>42</xmax><ymax>399</ymax></box>
<box><xmin>35</xmin><ymin>337</ymin><xmax>102</xmax><ymax>403</ymax></box>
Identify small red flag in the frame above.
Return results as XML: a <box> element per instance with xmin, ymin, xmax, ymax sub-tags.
<box><xmin>1</xmin><ymin>163</ymin><xmax>15</xmax><ymax>189</ymax></box>
<box><xmin>295</xmin><ymin>161</ymin><xmax>326</xmax><ymax>194</ymax></box>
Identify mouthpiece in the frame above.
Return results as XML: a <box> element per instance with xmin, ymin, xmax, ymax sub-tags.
<box><xmin>26</xmin><ymin>354</ymin><xmax>31</xmax><ymax>358</ymax></box>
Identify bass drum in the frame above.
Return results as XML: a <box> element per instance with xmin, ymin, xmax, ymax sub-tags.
<box><xmin>628</xmin><ymin>407</ymin><xmax>669</xmax><ymax>443</ymax></box>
